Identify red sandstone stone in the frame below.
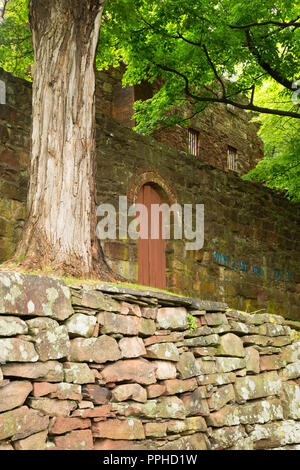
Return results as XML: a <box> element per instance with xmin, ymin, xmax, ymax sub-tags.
<box><xmin>32</xmin><ymin>382</ymin><xmax>57</xmax><ymax>397</ymax></box>
<box><xmin>101</xmin><ymin>359</ymin><xmax>156</xmax><ymax>385</ymax></box>
<box><xmin>72</xmin><ymin>404</ymin><xmax>112</xmax><ymax>419</ymax></box>
<box><xmin>92</xmin><ymin>418</ymin><xmax>145</xmax><ymax>440</ymax></box>
<box><xmin>54</xmin><ymin>430</ymin><xmax>94</xmax><ymax>450</ymax></box>
<box><xmin>49</xmin><ymin>417</ymin><xmax>91</xmax><ymax>435</ymax></box>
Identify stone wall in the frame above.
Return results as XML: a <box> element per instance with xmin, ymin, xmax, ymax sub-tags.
<box><xmin>0</xmin><ymin>272</ymin><xmax>299</xmax><ymax>451</ymax></box>
<box><xmin>0</xmin><ymin>68</ymin><xmax>299</xmax><ymax>320</ymax></box>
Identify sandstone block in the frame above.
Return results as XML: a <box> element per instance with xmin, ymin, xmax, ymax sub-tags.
<box><xmin>54</xmin><ymin>429</ymin><xmax>93</xmax><ymax>450</ymax></box>
<box><xmin>112</xmin><ymin>384</ymin><xmax>147</xmax><ymax>403</ymax></box>
<box><xmin>0</xmin><ymin>406</ymin><xmax>49</xmax><ymax>441</ymax></box>
<box><xmin>146</xmin><ymin>342</ymin><xmax>179</xmax><ymax>362</ymax></box>
<box><xmin>207</xmin><ymin>384</ymin><xmax>235</xmax><ymax>411</ymax></box>
<box><xmin>153</xmin><ymin>360</ymin><xmax>177</xmax><ymax>380</ymax></box>
<box><xmin>157</xmin><ymin>307</ymin><xmax>188</xmax><ymax>330</ymax></box>
<box><xmin>63</xmin><ymin>362</ymin><xmax>95</xmax><ymax>384</ymax></box>
<box><xmin>101</xmin><ymin>359</ymin><xmax>156</xmax><ymax>385</ymax></box>
<box><xmin>0</xmin><ymin>338</ymin><xmax>38</xmax><ymax>362</ymax></box>
<box><xmin>65</xmin><ymin>314</ymin><xmax>97</xmax><ymax>338</ymax></box>
<box><xmin>92</xmin><ymin>419</ymin><xmax>145</xmax><ymax>440</ymax></box>
<box><xmin>245</xmin><ymin>347</ymin><xmax>260</xmax><ymax>374</ymax></box>
<box><xmin>28</xmin><ymin>397</ymin><xmax>77</xmax><ymax>417</ymax></box>
<box><xmin>82</xmin><ymin>384</ymin><xmax>111</xmax><ymax>404</ymax></box>
<box><xmin>119</xmin><ymin>337</ymin><xmax>146</xmax><ymax>358</ymax></box>
<box><xmin>217</xmin><ymin>333</ymin><xmax>245</xmax><ymax>357</ymax></box>
<box><xmin>68</xmin><ymin>336</ymin><xmax>121</xmax><ymax>363</ymax></box>
<box><xmin>0</xmin><ymin>272</ymin><xmax>73</xmax><ymax>320</ymax></box>
<box><xmin>162</xmin><ymin>377</ymin><xmax>198</xmax><ymax>395</ymax></box>
<box><xmin>49</xmin><ymin>416</ymin><xmax>91</xmax><ymax>435</ymax></box>
<box><xmin>14</xmin><ymin>430</ymin><xmax>48</xmax><ymax>450</ymax></box>
<box><xmin>0</xmin><ymin>380</ymin><xmax>32</xmax><ymax>412</ymax></box>
<box><xmin>0</xmin><ymin>316</ymin><xmax>28</xmax><ymax>336</ymax></box>
<box><xmin>234</xmin><ymin>371</ymin><xmax>282</xmax><ymax>402</ymax></box>
<box><xmin>176</xmin><ymin>352</ymin><xmax>202</xmax><ymax>379</ymax></box>
<box><xmin>1</xmin><ymin>361</ymin><xmax>64</xmax><ymax>382</ymax></box>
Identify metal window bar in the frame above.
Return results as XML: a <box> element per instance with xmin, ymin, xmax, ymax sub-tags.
<box><xmin>188</xmin><ymin>129</ymin><xmax>199</xmax><ymax>156</ymax></box>
<box><xmin>228</xmin><ymin>146</ymin><xmax>237</xmax><ymax>171</ymax></box>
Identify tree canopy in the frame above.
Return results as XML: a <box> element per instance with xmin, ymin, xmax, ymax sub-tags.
<box><xmin>0</xmin><ymin>0</ymin><xmax>299</xmax><ymax>199</ymax></box>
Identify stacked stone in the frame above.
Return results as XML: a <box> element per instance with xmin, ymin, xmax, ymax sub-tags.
<box><xmin>0</xmin><ymin>272</ymin><xmax>299</xmax><ymax>451</ymax></box>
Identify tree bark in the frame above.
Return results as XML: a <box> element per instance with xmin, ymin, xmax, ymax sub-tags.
<box><xmin>14</xmin><ymin>0</ymin><xmax>119</xmax><ymax>280</ymax></box>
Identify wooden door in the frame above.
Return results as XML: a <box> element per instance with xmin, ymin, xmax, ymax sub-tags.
<box><xmin>137</xmin><ymin>184</ymin><xmax>166</xmax><ymax>289</ymax></box>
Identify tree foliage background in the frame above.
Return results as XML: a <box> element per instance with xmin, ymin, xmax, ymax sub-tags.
<box><xmin>0</xmin><ymin>0</ymin><xmax>299</xmax><ymax>200</ymax></box>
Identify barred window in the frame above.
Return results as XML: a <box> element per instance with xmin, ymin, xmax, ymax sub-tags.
<box><xmin>227</xmin><ymin>145</ymin><xmax>238</xmax><ymax>171</ymax></box>
<box><xmin>188</xmin><ymin>128</ymin><xmax>200</xmax><ymax>156</ymax></box>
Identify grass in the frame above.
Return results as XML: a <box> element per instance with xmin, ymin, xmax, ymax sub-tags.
<box><xmin>0</xmin><ymin>262</ymin><xmax>184</xmax><ymax>298</ymax></box>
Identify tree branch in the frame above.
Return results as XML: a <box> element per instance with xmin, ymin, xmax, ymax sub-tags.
<box><xmin>245</xmin><ymin>29</ymin><xmax>294</xmax><ymax>91</ymax></box>
<box><xmin>155</xmin><ymin>63</ymin><xmax>300</xmax><ymax>119</ymax></box>
<box><xmin>230</xmin><ymin>17</ymin><xmax>300</xmax><ymax>30</ymax></box>
<box><xmin>202</xmin><ymin>44</ymin><xmax>226</xmax><ymax>98</ymax></box>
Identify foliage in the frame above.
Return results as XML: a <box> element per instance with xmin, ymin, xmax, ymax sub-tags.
<box><xmin>187</xmin><ymin>313</ymin><xmax>197</xmax><ymax>334</ymax></box>
<box><xmin>244</xmin><ymin>82</ymin><xmax>300</xmax><ymax>201</ymax></box>
<box><xmin>0</xmin><ymin>0</ymin><xmax>32</xmax><ymax>79</ymax></box>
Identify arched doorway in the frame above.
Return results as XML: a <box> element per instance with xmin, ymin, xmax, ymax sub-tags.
<box><xmin>137</xmin><ymin>183</ymin><xmax>167</xmax><ymax>290</ymax></box>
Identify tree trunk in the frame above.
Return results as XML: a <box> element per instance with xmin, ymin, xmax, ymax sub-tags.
<box><xmin>14</xmin><ymin>0</ymin><xmax>119</xmax><ymax>280</ymax></box>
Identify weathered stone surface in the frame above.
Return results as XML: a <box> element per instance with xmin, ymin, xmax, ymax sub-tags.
<box><xmin>114</xmin><ymin>397</ymin><xmax>186</xmax><ymax>419</ymax></box>
<box><xmin>141</xmin><ymin>307</ymin><xmax>157</xmax><ymax>320</ymax></box>
<box><xmin>63</xmin><ymin>362</ymin><xmax>95</xmax><ymax>384</ymax></box>
<box><xmin>144</xmin><ymin>422</ymin><xmax>167</xmax><ymax>438</ymax></box>
<box><xmin>192</xmin><ymin>347</ymin><xmax>217</xmax><ymax>356</ymax></box>
<box><xmin>234</xmin><ymin>371</ymin><xmax>282</xmax><ymax>402</ymax></box>
<box><xmin>146</xmin><ymin>343</ymin><xmax>179</xmax><ymax>362</ymax></box>
<box><xmin>139</xmin><ymin>318</ymin><xmax>156</xmax><ymax>336</ymax></box>
<box><xmin>217</xmin><ymin>333</ymin><xmax>245</xmax><ymax>357</ymax></box>
<box><xmin>279</xmin><ymin>362</ymin><xmax>300</xmax><ymax>380</ymax></box>
<box><xmin>182</xmin><ymin>389</ymin><xmax>210</xmax><ymax>416</ymax></box>
<box><xmin>0</xmin><ymin>338</ymin><xmax>38</xmax><ymax>362</ymax></box>
<box><xmin>111</xmin><ymin>384</ymin><xmax>147</xmax><ymax>403</ymax></box>
<box><xmin>0</xmin><ymin>316</ymin><xmax>28</xmax><ymax>336</ymax></box>
<box><xmin>184</xmin><ymin>334</ymin><xmax>220</xmax><ymax>347</ymax></box>
<box><xmin>281</xmin><ymin>383</ymin><xmax>300</xmax><ymax>420</ymax></box>
<box><xmin>118</xmin><ymin>337</ymin><xmax>146</xmax><ymax>358</ymax></box>
<box><xmin>101</xmin><ymin>359</ymin><xmax>156</xmax><ymax>385</ymax></box>
<box><xmin>0</xmin><ymin>272</ymin><xmax>73</xmax><ymax>320</ymax></box>
<box><xmin>167</xmin><ymin>416</ymin><xmax>207</xmax><ymax>434</ymax></box>
<box><xmin>201</xmin><ymin>313</ymin><xmax>228</xmax><ymax>326</ymax></box>
<box><xmin>157</xmin><ymin>307</ymin><xmax>188</xmax><ymax>330</ymax></box>
<box><xmin>32</xmin><ymin>382</ymin><xmax>57</xmax><ymax>397</ymax></box>
<box><xmin>196</xmin><ymin>358</ymin><xmax>217</xmax><ymax>375</ymax></box>
<box><xmin>226</xmin><ymin>310</ymin><xmax>251</xmax><ymax>323</ymax></box>
<box><xmin>120</xmin><ymin>302</ymin><xmax>141</xmax><ymax>317</ymax></box>
<box><xmin>245</xmin><ymin>347</ymin><xmax>260</xmax><ymax>374</ymax></box>
<box><xmin>239</xmin><ymin>398</ymin><xmax>283</xmax><ymax>424</ymax></box>
<box><xmin>260</xmin><ymin>355</ymin><xmax>286</xmax><ymax>371</ymax></box>
<box><xmin>54</xmin><ymin>429</ymin><xmax>94</xmax><ymax>450</ymax></box>
<box><xmin>68</xmin><ymin>336</ymin><xmax>121</xmax><ymax>363</ymax></box>
<box><xmin>49</xmin><ymin>383</ymin><xmax>82</xmax><ymax>401</ymax></box>
<box><xmin>207</xmin><ymin>405</ymin><xmax>240</xmax><ymax>427</ymax></box>
<box><xmin>0</xmin><ymin>380</ymin><xmax>32</xmax><ymax>412</ymax></box>
<box><xmin>146</xmin><ymin>383</ymin><xmax>167</xmax><ymax>398</ymax></box>
<box><xmin>72</xmin><ymin>287</ymin><xmax>121</xmax><ymax>312</ymax></box>
<box><xmin>98</xmin><ymin>312</ymin><xmax>140</xmax><ymax>335</ymax></box>
<box><xmin>197</xmin><ymin>372</ymin><xmax>236</xmax><ymax>386</ymax></box>
<box><xmin>153</xmin><ymin>360</ymin><xmax>177</xmax><ymax>380</ymax></box>
<box><xmin>249</xmin><ymin>420</ymin><xmax>300</xmax><ymax>449</ymax></box>
<box><xmin>26</xmin><ymin>318</ymin><xmax>70</xmax><ymax>361</ymax></box>
<box><xmin>215</xmin><ymin>357</ymin><xmax>246</xmax><ymax>373</ymax></box>
<box><xmin>49</xmin><ymin>417</ymin><xmax>91</xmax><ymax>435</ymax></box>
<box><xmin>248</xmin><ymin>313</ymin><xmax>284</xmax><ymax>325</ymax></box>
<box><xmin>0</xmin><ymin>443</ymin><xmax>14</xmax><ymax>450</ymax></box>
<box><xmin>144</xmin><ymin>332</ymin><xmax>184</xmax><ymax>347</ymax></box>
<box><xmin>159</xmin><ymin>432</ymin><xmax>208</xmax><ymax>451</ymax></box>
<box><xmin>176</xmin><ymin>352</ymin><xmax>202</xmax><ymax>378</ymax></box>
<box><xmin>228</xmin><ymin>320</ymin><xmax>251</xmax><ymax>335</ymax></box>
<box><xmin>280</xmin><ymin>341</ymin><xmax>300</xmax><ymax>363</ymax></box>
<box><xmin>72</xmin><ymin>404</ymin><xmax>111</xmax><ymax>419</ymax></box>
<box><xmin>0</xmin><ymin>406</ymin><xmax>49</xmax><ymax>440</ymax></box>
<box><xmin>1</xmin><ymin>361</ymin><xmax>64</xmax><ymax>382</ymax></box>
<box><xmin>258</xmin><ymin>323</ymin><xmax>290</xmax><ymax>337</ymax></box>
<box><xmin>162</xmin><ymin>378</ymin><xmax>198</xmax><ymax>395</ymax></box>
<box><xmin>209</xmin><ymin>425</ymin><xmax>247</xmax><ymax>450</ymax></box>
<box><xmin>28</xmin><ymin>398</ymin><xmax>77</xmax><ymax>417</ymax></box>
<box><xmin>65</xmin><ymin>314</ymin><xmax>97</xmax><ymax>338</ymax></box>
<box><xmin>92</xmin><ymin>419</ymin><xmax>145</xmax><ymax>440</ymax></box>
<box><xmin>13</xmin><ymin>430</ymin><xmax>48</xmax><ymax>450</ymax></box>
<box><xmin>82</xmin><ymin>384</ymin><xmax>111</xmax><ymax>405</ymax></box>
<box><xmin>242</xmin><ymin>335</ymin><xmax>271</xmax><ymax>347</ymax></box>
<box><xmin>207</xmin><ymin>384</ymin><xmax>235</xmax><ymax>411</ymax></box>
<box><xmin>270</xmin><ymin>336</ymin><xmax>292</xmax><ymax>347</ymax></box>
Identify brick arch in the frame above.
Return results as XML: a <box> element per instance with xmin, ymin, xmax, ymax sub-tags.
<box><xmin>127</xmin><ymin>168</ymin><xmax>178</xmax><ymax>205</ymax></box>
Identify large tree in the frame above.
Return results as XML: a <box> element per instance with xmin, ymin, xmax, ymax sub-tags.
<box><xmin>2</xmin><ymin>0</ymin><xmax>120</xmax><ymax>279</ymax></box>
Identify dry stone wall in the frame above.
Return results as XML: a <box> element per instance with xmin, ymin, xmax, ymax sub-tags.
<box><xmin>0</xmin><ymin>272</ymin><xmax>299</xmax><ymax>451</ymax></box>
